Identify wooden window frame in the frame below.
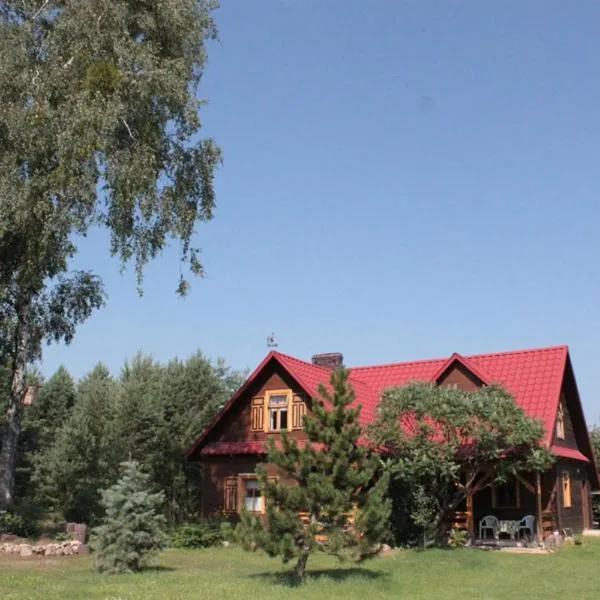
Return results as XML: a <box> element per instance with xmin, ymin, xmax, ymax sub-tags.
<box><xmin>562</xmin><ymin>471</ymin><xmax>572</xmax><ymax>509</ymax></box>
<box><xmin>491</xmin><ymin>477</ymin><xmax>521</xmax><ymax>509</ymax></box>
<box><xmin>556</xmin><ymin>403</ymin><xmax>565</xmax><ymax>440</ymax></box>
<box><xmin>264</xmin><ymin>389</ymin><xmax>293</xmax><ymax>433</ymax></box>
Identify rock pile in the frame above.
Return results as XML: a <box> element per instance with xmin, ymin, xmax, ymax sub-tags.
<box><xmin>0</xmin><ymin>540</ymin><xmax>89</xmax><ymax>557</ymax></box>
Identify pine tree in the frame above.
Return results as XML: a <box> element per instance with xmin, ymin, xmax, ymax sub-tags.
<box><xmin>91</xmin><ymin>460</ymin><xmax>168</xmax><ymax>574</ymax></box>
<box><xmin>32</xmin><ymin>364</ymin><xmax>119</xmax><ymax>523</ymax></box>
<box><xmin>234</xmin><ymin>368</ymin><xmax>390</xmax><ymax>581</ymax></box>
<box><xmin>24</xmin><ymin>366</ymin><xmax>76</xmax><ymax>449</ymax></box>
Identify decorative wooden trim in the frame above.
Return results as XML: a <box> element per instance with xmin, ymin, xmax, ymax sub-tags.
<box><xmin>562</xmin><ymin>471</ymin><xmax>572</xmax><ymax>509</ymax></box>
<box><xmin>292</xmin><ymin>394</ymin><xmax>306</xmax><ymax>430</ymax></box>
<box><xmin>223</xmin><ymin>476</ymin><xmax>238</xmax><ymax>514</ymax></box>
<box><xmin>250</xmin><ymin>396</ymin><xmax>264</xmax><ymax>432</ymax></box>
<box><xmin>556</xmin><ymin>402</ymin><xmax>565</xmax><ymax>440</ymax></box>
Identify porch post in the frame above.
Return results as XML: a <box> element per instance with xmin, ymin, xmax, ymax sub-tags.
<box><xmin>535</xmin><ymin>472</ymin><xmax>543</xmax><ymax>540</ymax></box>
<box><xmin>466</xmin><ymin>492</ymin><xmax>475</xmax><ymax>539</ymax></box>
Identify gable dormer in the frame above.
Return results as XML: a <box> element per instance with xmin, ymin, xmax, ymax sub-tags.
<box><xmin>433</xmin><ymin>353</ymin><xmax>490</xmax><ymax>392</ymax></box>
<box><xmin>249</xmin><ymin>388</ymin><xmax>307</xmax><ymax>434</ymax></box>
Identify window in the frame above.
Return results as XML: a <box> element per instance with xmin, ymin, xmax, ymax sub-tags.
<box><xmin>266</xmin><ymin>390</ymin><xmax>291</xmax><ymax>432</ymax></box>
<box><xmin>244</xmin><ymin>479</ymin><xmax>263</xmax><ymax>513</ymax></box>
<box><xmin>492</xmin><ymin>477</ymin><xmax>520</xmax><ymax>508</ymax></box>
<box><xmin>556</xmin><ymin>403</ymin><xmax>565</xmax><ymax>440</ymax></box>
<box><xmin>562</xmin><ymin>471</ymin><xmax>572</xmax><ymax>508</ymax></box>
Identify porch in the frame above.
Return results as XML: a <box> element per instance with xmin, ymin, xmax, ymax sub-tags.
<box><xmin>448</xmin><ymin>471</ymin><xmax>557</xmax><ymax>541</ymax></box>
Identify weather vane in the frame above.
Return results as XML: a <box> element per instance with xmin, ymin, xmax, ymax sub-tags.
<box><xmin>267</xmin><ymin>333</ymin><xmax>278</xmax><ymax>348</ymax></box>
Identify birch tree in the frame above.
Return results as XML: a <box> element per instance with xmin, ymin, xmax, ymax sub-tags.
<box><xmin>0</xmin><ymin>0</ymin><xmax>221</xmax><ymax>507</ymax></box>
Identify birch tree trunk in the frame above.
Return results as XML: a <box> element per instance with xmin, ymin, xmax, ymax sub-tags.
<box><xmin>0</xmin><ymin>295</ymin><xmax>30</xmax><ymax>509</ymax></box>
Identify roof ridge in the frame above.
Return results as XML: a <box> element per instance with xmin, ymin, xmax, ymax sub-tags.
<box><xmin>349</xmin><ymin>344</ymin><xmax>569</xmax><ymax>372</ymax></box>
<box><xmin>465</xmin><ymin>344</ymin><xmax>568</xmax><ymax>360</ymax></box>
<box><xmin>350</xmin><ymin>357</ymin><xmax>446</xmax><ymax>372</ymax></box>
<box><xmin>272</xmin><ymin>350</ymin><xmax>330</xmax><ymax>370</ymax></box>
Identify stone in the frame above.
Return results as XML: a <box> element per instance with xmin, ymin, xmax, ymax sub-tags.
<box><xmin>66</xmin><ymin>522</ymin><xmax>88</xmax><ymax>544</ymax></box>
<box><xmin>376</xmin><ymin>544</ymin><xmax>395</xmax><ymax>557</ymax></box>
<box><xmin>19</xmin><ymin>544</ymin><xmax>33</xmax><ymax>557</ymax></box>
<box><xmin>74</xmin><ymin>543</ymin><xmax>90</xmax><ymax>555</ymax></box>
<box><xmin>44</xmin><ymin>545</ymin><xmax>56</xmax><ymax>556</ymax></box>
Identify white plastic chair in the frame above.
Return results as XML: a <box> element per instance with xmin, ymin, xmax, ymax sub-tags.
<box><xmin>479</xmin><ymin>515</ymin><xmax>499</xmax><ymax>539</ymax></box>
<box><xmin>518</xmin><ymin>515</ymin><xmax>535</xmax><ymax>538</ymax></box>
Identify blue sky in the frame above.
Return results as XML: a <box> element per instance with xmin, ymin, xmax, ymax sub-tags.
<box><xmin>44</xmin><ymin>1</ymin><xmax>600</xmax><ymax>422</ymax></box>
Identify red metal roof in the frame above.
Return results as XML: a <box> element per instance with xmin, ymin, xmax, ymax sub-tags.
<box><xmin>188</xmin><ymin>345</ymin><xmax>593</xmax><ymax>465</ymax></box>
<box><xmin>550</xmin><ymin>445</ymin><xmax>591</xmax><ymax>463</ymax></box>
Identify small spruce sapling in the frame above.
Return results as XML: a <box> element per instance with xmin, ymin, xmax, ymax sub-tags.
<box><xmin>91</xmin><ymin>460</ymin><xmax>168</xmax><ymax>573</ymax></box>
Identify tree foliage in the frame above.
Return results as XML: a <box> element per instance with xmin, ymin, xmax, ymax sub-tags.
<box><xmin>369</xmin><ymin>382</ymin><xmax>553</xmax><ymax>544</ymax></box>
<box><xmin>0</xmin><ymin>0</ymin><xmax>221</xmax><ymax>508</ymax></box>
<box><xmin>233</xmin><ymin>368</ymin><xmax>390</xmax><ymax>581</ymax></box>
<box><xmin>22</xmin><ymin>351</ymin><xmax>242</xmax><ymax>526</ymax></box>
<box><xmin>91</xmin><ymin>460</ymin><xmax>168</xmax><ymax>574</ymax></box>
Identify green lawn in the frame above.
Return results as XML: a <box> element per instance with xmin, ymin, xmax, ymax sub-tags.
<box><xmin>1</xmin><ymin>540</ymin><xmax>599</xmax><ymax>600</ymax></box>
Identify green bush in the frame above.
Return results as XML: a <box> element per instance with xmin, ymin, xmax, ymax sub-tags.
<box><xmin>0</xmin><ymin>510</ymin><xmax>39</xmax><ymax>538</ymax></box>
<box><xmin>170</xmin><ymin>521</ymin><xmax>225</xmax><ymax>549</ymax></box>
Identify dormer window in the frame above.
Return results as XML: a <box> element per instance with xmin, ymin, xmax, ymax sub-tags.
<box><xmin>269</xmin><ymin>394</ymin><xmax>288</xmax><ymax>431</ymax></box>
<box><xmin>265</xmin><ymin>389</ymin><xmax>292</xmax><ymax>432</ymax></box>
<box><xmin>556</xmin><ymin>403</ymin><xmax>565</xmax><ymax>440</ymax></box>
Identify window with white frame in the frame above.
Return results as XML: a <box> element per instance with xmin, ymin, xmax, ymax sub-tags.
<box><xmin>244</xmin><ymin>479</ymin><xmax>263</xmax><ymax>513</ymax></box>
<box><xmin>268</xmin><ymin>394</ymin><xmax>289</xmax><ymax>431</ymax></box>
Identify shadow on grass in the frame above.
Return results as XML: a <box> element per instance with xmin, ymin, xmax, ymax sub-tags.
<box><xmin>250</xmin><ymin>567</ymin><xmax>386</xmax><ymax>588</ymax></box>
<box><xmin>138</xmin><ymin>565</ymin><xmax>177</xmax><ymax>573</ymax></box>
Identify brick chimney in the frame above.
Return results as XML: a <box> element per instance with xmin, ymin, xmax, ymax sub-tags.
<box><xmin>311</xmin><ymin>352</ymin><xmax>344</xmax><ymax>370</ymax></box>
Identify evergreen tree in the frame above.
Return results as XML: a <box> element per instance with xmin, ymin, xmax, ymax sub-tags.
<box><xmin>24</xmin><ymin>365</ymin><xmax>76</xmax><ymax>449</ymax></box>
<box><xmin>91</xmin><ymin>460</ymin><xmax>168</xmax><ymax>574</ymax></box>
<box><xmin>109</xmin><ymin>354</ymin><xmax>167</xmax><ymax>485</ymax></box>
<box><xmin>32</xmin><ymin>364</ymin><xmax>119</xmax><ymax>523</ymax></box>
<box><xmin>234</xmin><ymin>368</ymin><xmax>390</xmax><ymax>582</ymax></box>
<box><xmin>159</xmin><ymin>353</ymin><xmax>244</xmax><ymax>524</ymax></box>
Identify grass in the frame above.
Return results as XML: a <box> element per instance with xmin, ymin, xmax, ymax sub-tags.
<box><xmin>1</xmin><ymin>540</ymin><xmax>599</xmax><ymax>600</ymax></box>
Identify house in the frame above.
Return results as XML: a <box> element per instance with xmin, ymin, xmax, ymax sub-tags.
<box><xmin>186</xmin><ymin>345</ymin><xmax>598</xmax><ymax>537</ymax></box>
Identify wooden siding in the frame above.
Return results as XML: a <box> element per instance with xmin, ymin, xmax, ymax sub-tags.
<box><xmin>555</xmin><ymin>460</ymin><xmax>587</xmax><ymax>533</ymax></box>
<box><xmin>201</xmin><ymin>456</ymin><xmax>296</xmax><ymax>518</ymax></box>
<box><xmin>437</xmin><ymin>363</ymin><xmax>481</xmax><ymax>391</ymax></box>
<box><xmin>211</xmin><ymin>363</ymin><xmax>309</xmax><ymax>444</ymax></box>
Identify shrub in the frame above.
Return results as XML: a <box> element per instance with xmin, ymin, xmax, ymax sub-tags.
<box><xmin>91</xmin><ymin>460</ymin><xmax>168</xmax><ymax>573</ymax></box>
<box><xmin>53</xmin><ymin>531</ymin><xmax>74</xmax><ymax>542</ymax></box>
<box><xmin>448</xmin><ymin>528</ymin><xmax>468</xmax><ymax>548</ymax></box>
<box><xmin>170</xmin><ymin>521</ymin><xmax>225</xmax><ymax>549</ymax></box>
<box><xmin>0</xmin><ymin>510</ymin><xmax>39</xmax><ymax>538</ymax></box>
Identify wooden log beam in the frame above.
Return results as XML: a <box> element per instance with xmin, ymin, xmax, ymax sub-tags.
<box><xmin>515</xmin><ymin>473</ymin><xmax>535</xmax><ymax>495</ymax></box>
<box><xmin>535</xmin><ymin>472</ymin><xmax>543</xmax><ymax>539</ymax></box>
